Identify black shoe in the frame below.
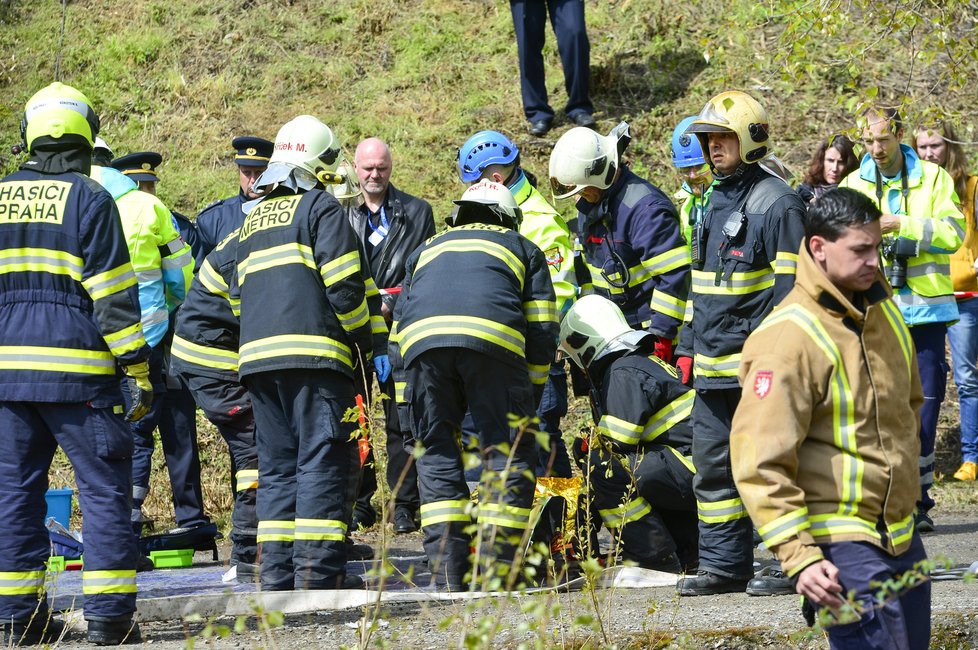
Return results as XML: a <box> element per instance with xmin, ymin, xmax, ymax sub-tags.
<box><xmin>136</xmin><ymin>554</ymin><xmax>155</xmax><ymax>572</ymax></box>
<box><xmin>2</xmin><ymin>616</ymin><xmax>67</xmax><ymax>646</ymax></box>
<box><xmin>677</xmin><ymin>570</ymin><xmax>748</xmax><ymax>596</ymax></box>
<box><xmin>746</xmin><ymin>566</ymin><xmax>794</xmax><ymax>596</ymax></box>
<box><xmin>346</xmin><ymin>540</ymin><xmax>375</xmax><ymax>561</ymax></box>
<box><xmin>529</xmin><ymin>119</ymin><xmax>553</xmax><ymax>137</ymax></box>
<box><xmin>351</xmin><ymin>508</ymin><xmax>377</xmax><ymax>531</ymax></box>
<box><xmin>87</xmin><ymin>619</ymin><xmax>141</xmax><ymax>645</ymax></box>
<box><xmin>308</xmin><ymin>573</ymin><xmax>365</xmax><ymax>590</ymax></box>
<box><xmin>568</xmin><ymin>111</ymin><xmax>596</xmax><ymax>128</ymax></box>
<box><xmin>915</xmin><ymin>511</ymin><xmax>935</xmax><ymax>533</ymax></box>
<box><xmin>236</xmin><ymin>561</ymin><xmax>258</xmax><ymax>583</ymax></box>
<box><xmin>394</xmin><ymin>509</ymin><xmax>419</xmax><ymax>534</ymax></box>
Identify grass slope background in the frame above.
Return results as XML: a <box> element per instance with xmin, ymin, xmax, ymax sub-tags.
<box><xmin>1</xmin><ymin>0</ymin><xmax>976</xmax><ymax>526</ymax></box>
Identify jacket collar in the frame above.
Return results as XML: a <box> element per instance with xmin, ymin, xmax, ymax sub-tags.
<box><xmin>795</xmin><ymin>239</ymin><xmax>891</xmax><ymax>324</ymax></box>
<box><xmin>857</xmin><ymin>143</ymin><xmax>923</xmax><ymax>187</ymax></box>
<box><xmin>509</xmin><ymin>169</ymin><xmax>533</xmax><ymax>205</ymax></box>
<box><xmin>21</xmin><ymin>144</ymin><xmax>91</xmax><ymax>176</ymax></box>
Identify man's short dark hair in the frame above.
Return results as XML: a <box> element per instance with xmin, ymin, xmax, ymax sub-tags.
<box><xmin>805</xmin><ymin>188</ymin><xmax>882</xmax><ymax>241</ymax></box>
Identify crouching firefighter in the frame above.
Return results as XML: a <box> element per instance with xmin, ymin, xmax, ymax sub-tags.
<box><xmin>390</xmin><ymin>180</ymin><xmax>558</xmax><ymax>591</ymax></box>
<box><xmin>560</xmin><ymin>295</ymin><xmax>698</xmax><ymax>572</ymax></box>
<box><xmin>170</xmin><ymin>228</ymin><xmax>259</xmax><ymax>582</ymax></box>
<box><xmin>0</xmin><ymin>83</ymin><xmax>150</xmax><ymax>646</ymax></box>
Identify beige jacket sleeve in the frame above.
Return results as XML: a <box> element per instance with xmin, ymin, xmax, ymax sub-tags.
<box><xmin>730</xmin><ymin>324</ymin><xmax>828</xmax><ymax>578</ymax></box>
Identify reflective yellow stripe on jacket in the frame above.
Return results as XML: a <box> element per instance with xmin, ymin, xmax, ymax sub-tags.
<box><xmin>0</xmin><ymin>345</ymin><xmax>115</xmax><ymax>375</ymax></box>
<box><xmin>597</xmin><ymin>391</ymin><xmax>694</xmax><ymax>446</ymax></box>
<box><xmin>238</xmin><ymin>334</ymin><xmax>352</xmax><ymax>369</ymax></box>
<box><xmin>755</xmin><ymin>305</ymin><xmax>862</xmax><ymax>517</ymax></box>
<box><xmin>691</xmin><ymin>269</ymin><xmax>774</xmax><ymax>296</ymax></box>
<box><xmin>397</xmin><ymin>315</ymin><xmax>527</xmax><ymax>358</ymax></box>
<box><xmin>238</xmin><ymin>242</ymin><xmax>315</xmax><ymax>285</ymax></box>
<box><xmin>171</xmin><ymin>335</ymin><xmax>238</xmax><ymax>371</ymax></box>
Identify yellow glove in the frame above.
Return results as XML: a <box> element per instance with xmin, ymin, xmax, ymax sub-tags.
<box><xmin>123</xmin><ymin>361</ymin><xmax>154</xmax><ymax>422</ymax></box>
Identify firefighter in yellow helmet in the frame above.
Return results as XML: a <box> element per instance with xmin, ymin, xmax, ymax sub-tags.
<box><xmin>675</xmin><ymin>90</ymin><xmax>807</xmax><ymax>597</ymax></box>
<box><xmin>0</xmin><ymin>82</ymin><xmax>150</xmax><ymax>645</ymax></box>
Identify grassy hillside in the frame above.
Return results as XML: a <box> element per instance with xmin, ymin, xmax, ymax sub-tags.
<box><xmin>3</xmin><ymin>0</ymin><xmax>974</xmax><ymax>223</ymax></box>
<box><xmin>3</xmin><ymin>0</ymin><xmax>977</xmax><ymax>526</ymax></box>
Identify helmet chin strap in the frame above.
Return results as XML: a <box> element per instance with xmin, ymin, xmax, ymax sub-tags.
<box><xmin>711</xmin><ymin>161</ymin><xmax>748</xmax><ymax>183</ymax></box>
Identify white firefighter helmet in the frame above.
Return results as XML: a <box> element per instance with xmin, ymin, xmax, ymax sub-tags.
<box><xmin>449</xmin><ymin>179</ymin><xmax>523</xmax><ymax>229</ymax></box>
<box><xmin>255</xmin><ymin>115</ymin><xmax>342</xmax><ymax>192</ymax></box>
<box><xmin>559</xmin><ymin>295</ymin><xmax>634</xmax><ymax>369</ymax></box>
<box><xmin>548</xmin><ymin>122</ymin><xmax>630</xmax><ymax>200</ymax></box>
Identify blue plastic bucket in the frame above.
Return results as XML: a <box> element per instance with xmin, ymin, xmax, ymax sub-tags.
<box><xmin>45</xmin><ymin>488</ymin><xmax>74</xmax><ymax>528</ymax></box>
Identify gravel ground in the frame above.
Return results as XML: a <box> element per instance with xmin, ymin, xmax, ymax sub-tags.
<box><xmin>44</xmin><ymin>506</ymin><xmax>978</xmax><ymax>649</ymax></box>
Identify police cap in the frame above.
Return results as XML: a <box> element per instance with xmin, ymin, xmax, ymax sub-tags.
<box><xmin>111</xmin><ymin>151</ymin><xmax>163</xmax><ymax>182</ymax></box>
<box><xmin>231</xmin><ymin>136</ymin><xmax>273</xmax><ymax>168</ymax></box>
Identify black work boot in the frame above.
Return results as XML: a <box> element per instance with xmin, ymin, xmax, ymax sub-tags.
<box><xmin>677</xmin><ymin>570</ymin><xmax>748</xmax><ymax>596</ymax></box>
<box><xmin>87</xmin><ymin>618</ymin><xmax>142</xmax><ymax>645</ymax></box>
<box><xmin>746</xmin><ymin>565</ymin><xmax>794</xmax><ymax>596</ymax></box>
<box><xmin>2</xmin><ymin>616</ymin><xmax>68</xmax><ymax>646</ymax></box>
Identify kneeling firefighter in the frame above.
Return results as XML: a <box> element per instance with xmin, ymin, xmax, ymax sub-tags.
<box><xmin>560</xmin><ymin>295</ymin><xmax>698</xmax><ymax>572</ymax></box>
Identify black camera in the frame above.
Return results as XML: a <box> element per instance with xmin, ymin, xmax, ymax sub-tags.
<box><xmin>883</xmin><ymin>237</ymin><xmax>919</xmax><ymax>289</ymax></box>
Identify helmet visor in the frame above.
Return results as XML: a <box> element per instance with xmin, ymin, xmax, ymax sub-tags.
<box><xmin>687</xmin><ymin>101</ymin><xmax>733</xmax><ymax>133</ymax></box>
<box><xmin>550</xmin><ymin>176</ymin><xmax>583</xmax><ymax>200</ymax></box>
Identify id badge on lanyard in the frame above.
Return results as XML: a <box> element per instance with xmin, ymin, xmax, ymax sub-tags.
<box><xmin>368</xmin><ymin>206</ymin><xmax>389</xmax><ymax>247</ymax></box>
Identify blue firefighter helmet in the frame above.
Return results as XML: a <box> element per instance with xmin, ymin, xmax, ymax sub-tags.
<box><xmin>671</xmin><ymin>116</ymin><xmax>706</xmax><ymax>168</ymax></box>
<box><xmin>457</xmin><ymin>130</ymin><xmax>520</xmax><ymax>183</ymax></box>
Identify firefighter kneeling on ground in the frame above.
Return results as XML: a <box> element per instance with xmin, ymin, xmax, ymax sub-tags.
<box><xmin>390</xmin><ymin>180</ymin><xmax>558</xmax><ymax>591</ymax></box>
<box><xmin>560</xmin><ymin>295</ymin><xmax>698</xmax><ymax>573</ymax></box>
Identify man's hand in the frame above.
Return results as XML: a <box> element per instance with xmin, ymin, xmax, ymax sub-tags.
<box><xmin>123</xmin><ymin>361</ymin><xmax>154</xmax><ymax>422</ymax></box>
<box><xmin>879</xmin><ymin>213</ymin><xmax>901</xmax><ymax>234</ymax></box>
<box><xmin>380</xmin><ymin>301</ymin><xmax>393</xmax><ymax>323</ymax></box>
<box><xmin>796</xmin><ymin>560</ymin><xmax>844</xmax><ymax>609</ymax></box>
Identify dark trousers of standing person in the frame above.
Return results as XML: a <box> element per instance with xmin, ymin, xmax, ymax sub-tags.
<box><xmin>588</xmin><ymin>443</ymin><xmax>697</xmax><ymax>570</ymax></box>
<box><xmin>910</xmin><ymin>323</ymin><xmax>948</xmax><ymax>514</ymax></box>
<box><xmin>122</xmin><ymin>343</ymin><xmax>166</xmax><ymax>530</ymax></box>
<box><xmin>820</xmin><ymin>534</ymin><xmax>930</xmax><ymax>650</ymax></box>
<box><xmin>409</xmin><ymin>348</ymin><xmax>538</xmax><ymax>589</ymax></box>
<box><xmin>181</xmin><ymin>373</ymin><xmax>259</xmax><ymax>566</ymax></box>
<box><xmin>461</xmin><ymin>362</ymin><xmax>571</xmax><ymax>482</ymax></box>
<box><xmin>0</xmin><ymin>402</ymin><xmax>137</xmax><ymax>623</ymax></box>
<box><xmin>353</xmin><ymin>359</ymin><xmax>420</xmax><ymax>526</ymax></box>
<box><xmin>510</xmin><ymin>0</ymin><xmax>593</xmax><ymax>124</ymax></box>
<box><xmin>158</xmin><ymin>370</ymin><xmax>209</xmax><ymax>528</ymax></box>
<box><xmin>691</xmin><ymin>387</ymin><xmax>753</xmax><ymax>580</ymax></box>
<box><xmin>245</xmin><ymin>369</ymin><xmax>358</xmax><ymax>591</ymax></box>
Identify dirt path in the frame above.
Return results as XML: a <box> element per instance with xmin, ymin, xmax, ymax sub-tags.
<box><xmin>45</xmin><ymin>507</ymin><xmax>978</xmax><ymax>649</ymax></box>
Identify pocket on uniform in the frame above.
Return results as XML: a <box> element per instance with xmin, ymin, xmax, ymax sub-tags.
<box><xmin>396</xmin><ymin>381</ymin><xmax>415</xmax><ymax>441</ymax></box>
<box><xmin>316</xmin><ymin>385</ymin><xmax>358</xmax><ymax>442</ymax></box>
<box><xmin>92</xmin><ymin>405</ymin><xmax>134</xmax><ymax>460</ymax></box>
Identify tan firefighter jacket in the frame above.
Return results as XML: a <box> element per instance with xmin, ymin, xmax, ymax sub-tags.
<box><xmin>731</xmin><ymin>243</ymin><xmax>923</xmax><ymax>577</ymax></box>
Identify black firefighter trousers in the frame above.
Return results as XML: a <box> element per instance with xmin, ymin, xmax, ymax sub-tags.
<box><xmin>245</xmin><ymin>369</ymin><xmax>358</xmax><ymax>590</ymax></box>
<box><xmin>405</xmin><ymin>348</ymin><xmax>539</xmax><ymax>589</ymax></box>
<box><xmin>692</xmin><ymin>387</ymin><xmax>754</xmax><ymax>580</ymax></box>
<box><xmin>181</xmin><ymin>372</ymin><xmax>259</xmax><ymax>565</ymax></box>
